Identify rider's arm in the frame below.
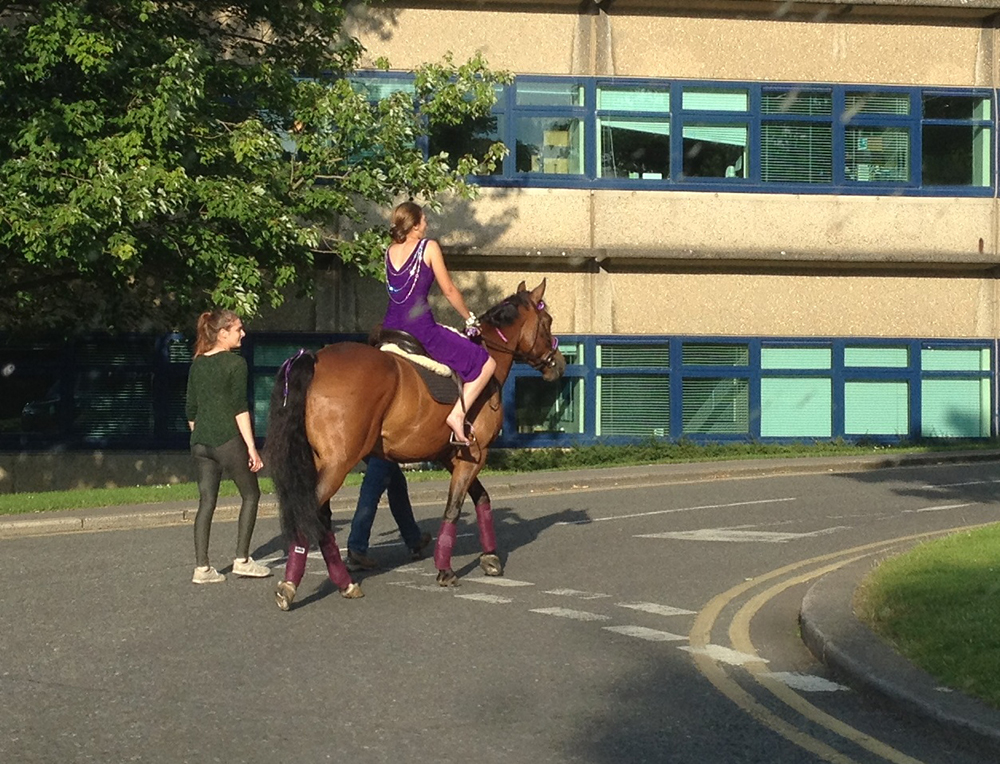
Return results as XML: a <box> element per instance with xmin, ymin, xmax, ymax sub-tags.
<box><xmin>426</xmin><ymin>239</ymin><xmax>473</xmax><ymax>321</ymax></box>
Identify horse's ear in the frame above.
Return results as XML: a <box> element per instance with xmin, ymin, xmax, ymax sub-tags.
<box><xmin>516</xmin><ymin>280</ymin><xmax>526</xmax><ymax>293</ymax></box>
<box><xmin>529</xmin><ymin>279</ymin><xmax>547</xmax><ymax>303</ymax></box>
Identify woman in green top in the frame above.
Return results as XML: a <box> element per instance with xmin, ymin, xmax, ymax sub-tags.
<box><xmin>185</xmin><ymin>309</ymin><xmax>270</xmax><ymax>584</ymax></box>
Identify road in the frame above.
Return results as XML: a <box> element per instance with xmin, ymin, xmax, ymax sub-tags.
<box><xmin>2</xmin><ymin>460</ymin><xmax>999</xmax><ymax>763</ymax></box>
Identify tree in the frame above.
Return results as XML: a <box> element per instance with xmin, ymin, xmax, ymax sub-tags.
<box><xmin>0</xmin><ymin>1</ymin><xmax>508</xmax><ymax>335</ymax></box>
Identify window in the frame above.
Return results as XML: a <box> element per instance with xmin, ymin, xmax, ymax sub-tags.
<box><xmin>761</xmin><ymin>88</ymin><xmax>832</xmax><ymax>184</ymax></box>
<box><xmin>844</xmin><ymin>91</ymin><xmax>912</xmax><ymax>184</ymax></box>
<box><xmin>514</xmin><ymin>81</ymin><xmax>586</xmax><ymax>175</ymax></box>
<box><xmin>428</xmin><ymin>84</ymin><xmax>505</xmax><ymax>176</ymax></box>
<box><xmin>597</xmin><ymin>85</ymin><xmax>670</xmax><ymax>180</ymax></box>
<box><xmin>680</xmin><ymin>87</ymin><xmax>749</xmax><ymax>179</ymax></box>
<box><xmin>922</xmin><ymin>94</ymin><xmax>991</xmax><ymax>187</ymax></box>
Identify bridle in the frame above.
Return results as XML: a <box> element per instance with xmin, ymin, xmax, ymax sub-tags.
<box><xmin>482</xmin><ymin>300</ymin><xmax>560</xmax><ymax>372</ymax></box>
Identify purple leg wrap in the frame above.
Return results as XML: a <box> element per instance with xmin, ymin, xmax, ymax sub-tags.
<box><xmin>319</xmin><ymin>532</ymin><xmax>353</xmax><ymax>590</ymax></box>
<box><xmin>434</xmin><ymin>521</ymin><xmax>457</xmax><ymax>570</ymax></box>
<box><xmin>285</xmin><ymin>540</ymin><xmax>308</xmax><ymax>586</ymax></box>
<box><xmin>475</xmin><ymin>502</ymin><xmax>496</xmax><ymax>553</ymax></box>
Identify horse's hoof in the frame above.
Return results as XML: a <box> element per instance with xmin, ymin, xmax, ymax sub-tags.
<box><xmin>275</xmin><ymin>580</ymin><xmax>296</xmax><ymax>611</ymax></box>
<box><xmin>340</xmin><ymin>582</ymin><xmax>364</xmax><ymax>599</ymax></box>
<box><xmin>436</xmin><ymin>569</ymin><xmax>459</xmax><ymax>587</ymax></box>
<box><xmin>479</xmin><ymin>553</ymin><xmax>503</xmax><ymax>577</ymax></box>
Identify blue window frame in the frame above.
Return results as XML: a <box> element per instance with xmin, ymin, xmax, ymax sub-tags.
<box><xmin>348</xmin><ymin>68</ymin><xmax>996</xmax><ymax>198</ymax></box>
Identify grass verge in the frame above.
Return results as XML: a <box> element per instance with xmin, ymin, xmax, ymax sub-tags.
<box><xmin>856</xmin><ymin>524</ymin><xmax>1000</xmax><ymax>710</ymax></box>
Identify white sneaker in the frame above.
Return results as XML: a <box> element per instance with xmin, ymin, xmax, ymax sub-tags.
<box><xmin>232</xmin><ymin>557</ymin><xmax>272</xmax><ymax>578</ymax></box>
<box><xmin>192</xmin><ymin>566</ymin><xmax>226</xmax><ymax>584</ymax></box>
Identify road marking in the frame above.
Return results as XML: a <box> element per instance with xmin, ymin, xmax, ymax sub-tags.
<box><xmin>903</xmin><ymin>503</ymin><xmax>975</xmax><ymax>514</ymax></box>
<box><xmin>456</xmin><ymin>593</ymin><xmax>512</xmax><ymax>605</ymax></box>
<box><xmin>921</xmin><ymin>479</ymin><xmax>1000</xmax><ymax>488</ymax></box>
<box><xmin>603</xmin><ymin>625</ymin><xmax>686</xmax><ymax>642</ymax></box>
<box><xmin>556</xmin><ymin>497</ymin><xmax>797</xmax><ymax>524</ymax></box>
<box><xmin>529</xmin><ymin>607</ymin><xmax>610</xmax><ymax>622</ymax></box>
<box><xmin>392</xmin><ymin>565</ymin><xmax>437</xmax><ymax>577</ymax></box>
<box><xmin>680</xmin><ymin>644</ymin><xmax>766</xmax><ymax>666</ymax></box>
<box><xmin>387</xmin><ymin>581</ymin><xmax>444</xmax><ymax>593</ymax></box>
<box><xmin>638</xmin><ymin>527</ymin><xmax>846</xmax><ymax>543</ymax></box>
<box><xmin>617</xmin><ymin>601</ymin><xmax>696</xmax><ymax>616</ymax></box>
<box><xmin>465</xmin><ymin>576</ymin><xmax>535</xmax><ymax>587</ymax></box>
<box><xmin>544</xmin><ymin>588</ymin><xmax>611</xmax><ymax>599</ymax></box>
<box><xmin>763</xmin><ymin>672</ymin><xmax>848</xmax><ymax>692</ymax></box>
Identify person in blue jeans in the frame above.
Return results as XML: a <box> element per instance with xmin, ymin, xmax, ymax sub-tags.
<box><xmin>346</xmin><ymin>457</ymin><xmax>432</xmax><ymax>570</ymax></box>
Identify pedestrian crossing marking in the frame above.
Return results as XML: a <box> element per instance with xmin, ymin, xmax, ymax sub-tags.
<box><xmin>603</xmin><ymin>625</ymin><xmax>686</xmax><ymax>642</ymax></box>
<box><xmin>465</xmin><ymin>576</ymin><xmax>535</xmax><ymax>587</ymax></box>
<box><xmin>762</xmin><ymin>672</ymin><xmax>847</xmax><ymax>692</ymax></box>
<box><xmin>530</xmin><ymin>607</ymin><xmax>610</xmax><ymax>622</ymax></box>
<box><xmin>680</xmin><ymin>644</ymin><xmax>767</xmax><ymax>666</ymax></box>
<box><xmin>544</xmin><ymin>588</ymin><xmax>610</xmax><ymax>599</ymax></box>
<box><xmin>456</xmin><ymin>593</ymin><xmax>513</xmax><ymax>605</ymax></box>
<box><xmin>617</xmin><ymin>601</ymin><xmax>696</xmax><ymax>616</ymax></box>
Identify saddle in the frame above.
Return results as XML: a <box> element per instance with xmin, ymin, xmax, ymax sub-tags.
<box><xmin>369</xmin><ymin>327</ymin><xmax>462</xmax><ymax>406</ymax></box>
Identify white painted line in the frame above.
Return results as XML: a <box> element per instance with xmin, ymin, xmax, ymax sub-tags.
<box><xmin>392</xmin><ymin>565</ymin><xmax>438</xmax><ymax>577</ymax></box>
<box><xmin>557</xmin><ymin>497</ymin><xmax>797</xmax><ymax>525</ymax></box>
<box><xmin>387</xmin><ymin>581</ymin><xmax>444</xmax><ymax>593</ymax></box>
<box><xmin>921</xmin><ymin>479</ymin><xmax>1000</xmax><ymax>489</ymax></box>
<box><xmin>637</xmin><ymin>527</ymin><xmax>846</xmax><ymax>543</ymax></box>
<box><xmin>904</xmin><ymin>503</ymin><xmax>975</xmax><ymax>514</ymax></box>
<box><xmin>465</xmin><ymin>577</ymin><xmax>535</xmax><ymax>587</ymax></box>
<box><xmin>603</xmin><ymin>625</ymin><xmax>686</xmax><ymax>642</ymax></box>
<box><xmin>544</xmin><ymin>588</ymin><xmax>611</xmax><ymax>600</ymax></box>
<box><xmin>617</xmin><ymin>601</ymin><xmax>696</xmax><ymax>617</ymax></box>
<box><xmin>456</xmin><ymin>593</ymin><xmax>513</xmax><ymax>605</ymax></box>
<box><xmin>762</xmin><ymin>672</ymin><xmax>848</xmax><ymax>692</ymax></box>
<box><xmin>680</xmin><ymin>644</ymin><xmax>767</xmax><ymax>666</ymax></box>
<box><xmin>529</xmin><ymin>607</ymin><xmax>611</xmax><ymax>622</ymax></box>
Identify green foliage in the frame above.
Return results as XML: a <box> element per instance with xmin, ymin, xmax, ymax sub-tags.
<box><xmin>0</xmin><ymin>1</ymin><xmax>509</xmax><ymax>335</ymax></box>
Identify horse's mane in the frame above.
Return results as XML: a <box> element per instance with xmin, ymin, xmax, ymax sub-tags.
<box><xmin>480</xmin><ymin>290</ymin><xmax>531</xmax><ymax>328</ymax></box>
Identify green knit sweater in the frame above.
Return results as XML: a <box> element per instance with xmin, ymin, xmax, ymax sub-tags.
<box><xmin>185</xmin><ymin>351</ymin><xmax>249</xmax><ymax>447</ymax></box>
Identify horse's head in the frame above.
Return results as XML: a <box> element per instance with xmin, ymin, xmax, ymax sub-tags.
<box><xmin>483</xmin><ymin>280</ymin><xmax>566</xmax><ymax>382</ymax></box>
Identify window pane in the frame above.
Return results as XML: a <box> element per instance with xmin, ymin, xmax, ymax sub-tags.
<box><xmin>516</xmin><ymin>81</ymin><xmax>584</xmax><ymax>107</ymax></box>
<box><xmin>921</xmin><ymin>379</ymin><xmax>990</xmax><ymax>437</ymax></box>
<box><xmin>760</xmin><ymin>377</ymin><xmax>832</xmax><ymax>437</ymax></box>
<box><xmin>845</xmin><ymin>127</ymin><xmax>910</xmax><ymax>182</ymax></box>
<box><xmin>761</xmin><ymin>123</ymin><xmax>832</xmax><ymax>183</ymax></box>
<box><xmin>349</xmin><ymin>76</ymin><xmax>415</xmax><ymax>101</ymax></box>
<box><xmin>845</xmin><ymin>92</ymin><xmax>910</xmax><ymax>116</ymax></box>
<box><xmin>597</xmin><ymin>375</ymin><xmax>670</xmax><ymax>436</ymax></box>
<box><xmin>682</xmin><ymin>378</ymin><xmax>749</xmax><ymax>434</ymax></box>
<box><xmin>922</xmin><ymin>125</ymin><xmax>990</xmax><ymax>187</ymax></box>
<box><xmin>922</xmin><ymin>347</ymin><xmax>990</xmax><ymax>371</ymax></box>
<box><xmin>682</xmin><ymin>343</ymin><xmax>749</xmax><ymax>366</ymax></box>
<box><xmin>762</xmin><ymin>89</ymin><xmax>832</xmax><ymax>116</ymax></box>
<box><xmin>844</xmin><ymin>346</ymin><xmax>909</xmax><ymax>367</ymax></box>
<box><xmin>598</xmin><ymin>118</ymin><xmax>669</xmax><ymax>179</ymax></box>
<box><xmin>598</xmin><ymin>87</ymin><xmax>670</xmax><ymax>112</ymax></box>
<box><xmin>845</xmin><ymin>382</ymin><xmax>909</xmax><ymax>436</ymax></box>
<box><xmin>597</xmin><ymin>344</ymin><xmax>669</xmax><ymax>367</ymax></box>
<box><xmin>516</xmin><ymin>118</ymin><xmax>584</xmax><ymax>174</ymax></box>
<box><xmin>428</xmin><ymin>113</ymin><xmax>504</xmax><ymax>175</ymax></box>
<box><xmin>515</xmin><ymin>377</ymin><xmax>584</xmax><ymax>434</ymax></box>
<box><xmin>682</xmin><ymin>123</ymin><xmax>748</xmax><ymax>178</ymax></box>
<box><xmin>923</xmin><ymin>95</ymin><xmax>991</xmax><ymax>120</ymax></box>
<box><xmin>682</xmin><ymin>88</ymin><xmax>748</xmax><ymax>112</ymax></box>
<box><xmin>761</xmin><ymin>347</ymin><xmax>831</xmax><ymax>369</ymax></box>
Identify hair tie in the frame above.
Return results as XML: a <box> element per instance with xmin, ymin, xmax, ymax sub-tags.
<box><xmin>279</xmin><ymin>349</ymin><xmax>308</xmax><ymax>407</ymax></box>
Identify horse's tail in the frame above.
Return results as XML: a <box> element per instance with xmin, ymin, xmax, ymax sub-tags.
<box><xmin>265</xmin><ymin>350</ymin><xmax>325</xmax><ymax>547</ymax></box>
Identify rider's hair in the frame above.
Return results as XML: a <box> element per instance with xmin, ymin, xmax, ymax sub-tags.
<box><xmin>389</xmin><ymin>201</ymin><xmax>423</xmax><ymax>243</ymax></box>
<box><xmin>194</xmin><ymin>308</ymin><xmax>240</xmax><ymax>356</ymax></box>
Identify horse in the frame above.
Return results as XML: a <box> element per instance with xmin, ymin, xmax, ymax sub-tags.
<box><xmin>264</xmin><ymin>279</ymin><xmax>566</xmax><ymax>609</ymax></box>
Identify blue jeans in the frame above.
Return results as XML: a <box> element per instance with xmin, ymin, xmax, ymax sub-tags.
<box><xmin>347</xmin><ymin>457</ymin><xmax>422</xmax><ymax>554</ymax></box>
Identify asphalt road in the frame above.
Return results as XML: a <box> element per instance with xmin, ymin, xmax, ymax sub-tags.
<box><xmin>3</xmin><ymin>459</ymin><xmax>1000</xmax><ymax>764</ymax></box>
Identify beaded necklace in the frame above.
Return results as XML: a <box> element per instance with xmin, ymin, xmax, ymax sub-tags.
<box><xmin>386</xmin><ymin>238</ymin><xmax>426</xmax><ymax>305</ymax></box>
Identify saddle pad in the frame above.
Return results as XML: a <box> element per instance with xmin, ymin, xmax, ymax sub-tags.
<box><xmin>380</xmin><ymin>344</ymin><xmax>460</xmax><ymax>406</ymax></box>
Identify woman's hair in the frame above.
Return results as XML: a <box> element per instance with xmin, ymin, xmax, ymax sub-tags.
<box><xmin>389</xmin><ymin>201</ymin><xmax>423</xmax><ymax>243</ymax></box>
<box><xmin>193</xmin><ymin>308</ymin><xmax>240</xmax><ymax>356</ymax></box>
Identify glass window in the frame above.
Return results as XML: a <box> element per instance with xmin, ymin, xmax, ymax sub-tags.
<box><xmin>682</xmin><ymin>343</ymin><xmax>749</xmax><ymax>366</ymax></box>
<box><xmin>597</xmin><ymin>375</ymin><xmax>670</xmax><ymax>436</ymax></box>
<box><xmin>761</xmin><ymin>123</ymin><xmax>832</xmax><ymax>183</ymax></box>
<box><xmin>597</xmin><ymin>344</ymin><xmax>669</xmax><ymax>367</ymax></box>
<box><xmin>598</xmin><ymin>118</ymin><xmax>669</xmax><ymax>179</ymax></box>
<box><xmin>761</xmin><ymin>347</ymin><xmax>831</xmax><ymax>370</ymax></box>
<box><xmin>762</xmin><ymin>89</ymin><xmax>832</xmax><ymax>117</ymax></box>
<box><xmin>516</xmin><ymin>118</ymin><xmax>584</xmax><ymax>174</ymax></box>
<box><xmin>515</xmin><ymin>377</ymin><xmax>584</xmax><ymax>434</ymax></box>
<box><xmin>923</xmin><ymin>95</ymin><xmax>990</xmax><ymax>120</ymax></box>
<box><xmin>598</xmin><ymin>87</ymin><xmax>670</xmax><ymax>112</ymax></box>
<box><xmin>516</xmin><ymin>81</ymin><xmax>585</xmax><ymax>107</ymax></box>
<box><xmin>760</xmin><ymin>377</ymin><xmax>832</xmax><ymax>437</ymax></box>
<box><xmin>682</xmin><ymin>88</ymin><xmax>748</xmax><ymax>112</ymax></box>
<box><xmin>844</xmin><ymin>346</ymin><xmax>909</xmax><ymax>368</ymax></box>
<box><xmin>349</xmin><ymin>75</ymin><xmax>415</xmax><ymax>101</ymax></box>
<box><xmin>921</xmin><ymin>96</ymin><xmax>992</xmax><ymax>188</ymax></box>
<box><xmin>682</xmin><ymin>123</ymin><xmax>748</xmax><ymax>178</ymax></box>
<box><xmin>429</xmin><ymin>112</ymin><xmax>504</xmax><ymax>175</ymax></box>
<box><xmin>922</xmin><ymin>347</ymin><xmax>990</xmax><ymax>371</ymax></box>
<box><xmin>921</xmin><ymin>379</ymin><xmax>990</xmax><ymax>437</ymax></box>
<box><xmin>845</xmin><ymin>382</ymin><xmax>909</xmax><ymax>436</ymax></box>
<box><xmin>845</xmin><ymin>127</ymin><xmax>910</xmax><ymax>182</ymax></box>
<box><xmin>682</xmin><ymin>378</ymin><xmax>749</xmax><ymax>434</ymax></box>
<box><xmin>845</xmin><ymin>92</ymin><xmax>911</xmax><ymax>117</ymax></box>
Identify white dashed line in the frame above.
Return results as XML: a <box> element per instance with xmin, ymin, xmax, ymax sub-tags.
<box><xmin>603</xmin><ymin>625</ymin><xmax>686</xmax><ymax>642</ymax></box>
<box><xmin>638</xmin><ymin>527</ymin><xmax>846</xmax><ymax>543</ymax></box>
<box><xmin>387</xmin><ymin>581</ymin><xmax>445</xmax><ymax>593</ymax></box>
<box><xmin>465</xmin><ymin>577</ymin><xmax>535</xmax><ymax>587</ymax></box>
<box><xmin>762</xmin><ymin>672</ymin><xmax>848</xmax><ymax>692</ymax></box>
<box><xmin>617</xmin><ymin>601</ymin><xmax>696</xmax><ymax>617</ymax></box>
<box><xmin>904</xmin><ymin>503</ymin><xmax>975</xmax><ymax>514</ymax></box>
<box><xmin>455</xmin><ymin>593</ymin><xmax>513</xmax><ymax>605</ymax></box>
<box><xmin>544</xmin><ymin>588</ymin><xmax>611</xmax><ymax>599</ymax></box>
<box><xmin>558</xmin><ymin>497</ymin><xmax>797</xmax><ymax>524</ymax></box>
<box><xmin>680</xmin><ymin>644</ymin><xmax>767</xmax><ymax>666</ymax></box>
<box><xmin>530</xmin><ymin>607</ymin><xmax>611</xmax><ymax>622</ymax></box>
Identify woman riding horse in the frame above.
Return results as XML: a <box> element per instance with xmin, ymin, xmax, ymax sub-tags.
<box><xmin>265</xmin><ymin>281</ymin><xmax>565</xmax><ymax>610</ymax></box>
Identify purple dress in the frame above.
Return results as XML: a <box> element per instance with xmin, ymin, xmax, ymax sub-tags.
<box><xmin>383</xmin><ymin>238</ymin><xmax>490</xmax><ymax>383</ymax></box>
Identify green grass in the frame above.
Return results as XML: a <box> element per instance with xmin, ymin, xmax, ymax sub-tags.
<box><xmin>856</xmin><ymin>524</ymin><xmax>1000</xmax><ymax>710</ymax></box>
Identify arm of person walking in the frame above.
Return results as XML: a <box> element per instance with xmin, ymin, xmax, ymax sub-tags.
<box><xmin>426</xmin><ymin>239</ymin><xmax>473</xmax><ymax>321</ymax></box>
<box><xmin>235</xmin><ymin>411</ymin><xmax>263</xmax><ymax>472</ymax></box>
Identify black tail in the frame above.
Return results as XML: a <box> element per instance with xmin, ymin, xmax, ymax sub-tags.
<box><xmin>265</xmin><ymin>350</ymin><xmax>325</xmax><ymax>546</ymax></box>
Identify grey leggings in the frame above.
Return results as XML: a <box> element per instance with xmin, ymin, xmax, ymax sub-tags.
<box><xmin>191</xmin><ymin>437</ymin><xmax>261</xmax><ymax>567</ymax></box>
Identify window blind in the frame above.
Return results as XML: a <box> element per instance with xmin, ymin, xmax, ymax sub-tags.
<box><xmin>762</xmin><ymin>123</ymin><xmax>832</xmax><ymax>183</ymax></box>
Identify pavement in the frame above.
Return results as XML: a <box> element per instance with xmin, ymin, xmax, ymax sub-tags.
<box><xmin>4</xmin><ymin>447</ymin><xmax>1000</xmax><ymax>750</ymax></box>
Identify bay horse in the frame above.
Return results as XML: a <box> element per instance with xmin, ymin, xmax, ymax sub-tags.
<box><xmin>265</xmin><ymin>280</ymin><xmax>566</xmax><ymax>609</ymax></box>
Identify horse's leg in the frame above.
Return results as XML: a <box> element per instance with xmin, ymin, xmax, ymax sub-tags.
<box><xmin>467</xmin><ymin>478</ymin><xmax>503</xmax><ymax>577</ymax></box>
<box><xmin>434</xmin><ymin>460</ymin><xmax>483</xmax><ymax>586</ymax></box>
<box><xmin>314</xmin><ymin>465</ymin><xmax>365</xmax><ymax>598</ymax></box>
<box><xmin>276</xmin><ymin>535</ymin><xmax>309</xmax><ymax>611</ymax></box>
